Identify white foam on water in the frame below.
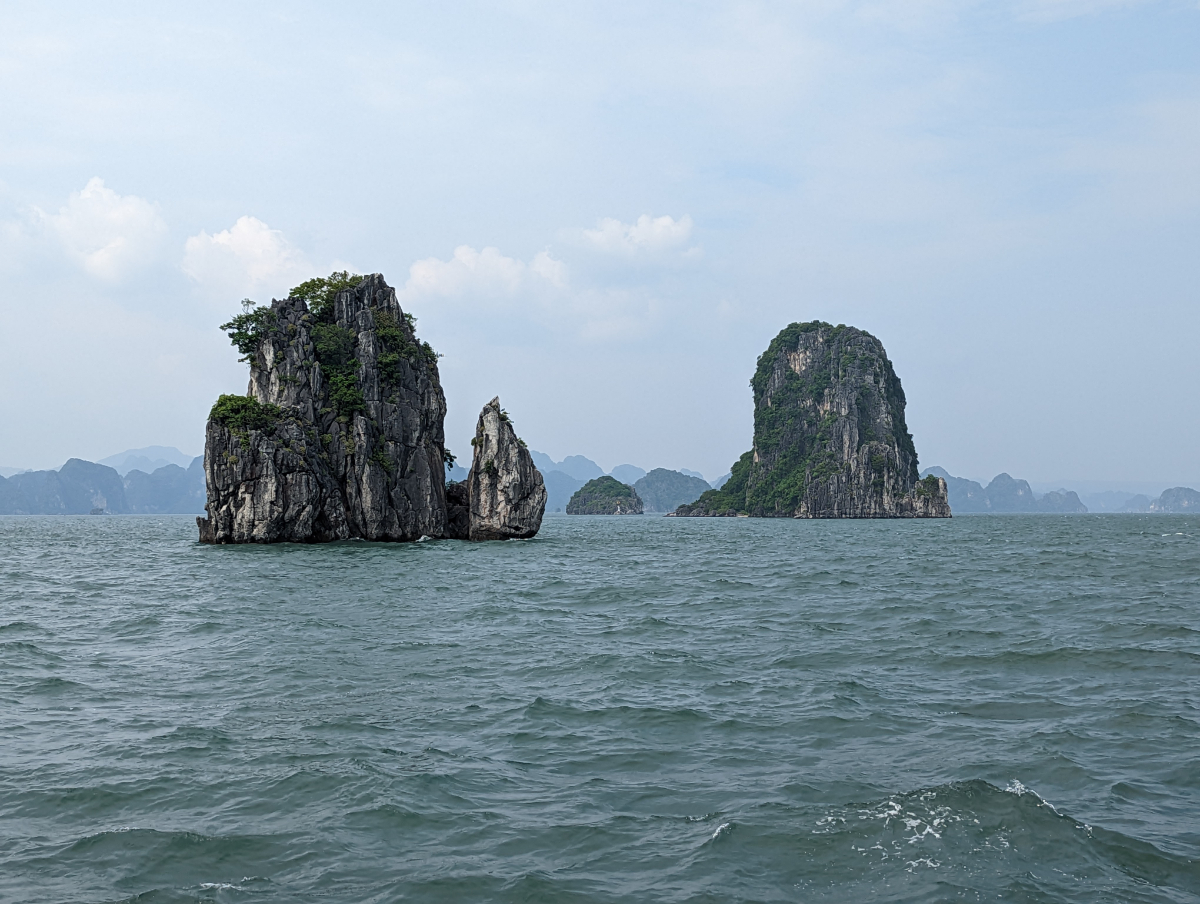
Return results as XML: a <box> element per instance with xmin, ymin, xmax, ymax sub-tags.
<box><xmin>711</xmin><ymin>822</ymin><xmax>732</xmax><ymax>840</ymax></box>
<box><xmin>1005</xmin><ymin>779</ymin><xmax>1060</xmax><ymax>814</ymax></box>
<box><xmin>905</xmin><ymin>857</ymin><xmax>940</xmax><ymax>872</ymax></box>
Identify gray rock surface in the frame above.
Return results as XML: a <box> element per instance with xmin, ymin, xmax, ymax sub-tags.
<box><xmin>674</xmin><ymin>321</ymin><xmax>949</xmax><ymax>518</ymax></box>
<box><xmin>198</xmin><ymin>274</ymin><xmax>450</xmax><ymax>543</ymax></box>
<box><xmin>466</xmin><ymin>398</ymin><xmax>546</xmax><ymax>540</ymax></box>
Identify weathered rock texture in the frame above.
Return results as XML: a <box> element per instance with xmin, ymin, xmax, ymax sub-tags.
<box><xmin>464</xmin><ymin>397</ymin><xmax>546</xmax><ymax>540</ymax></box>
<box><xmin>567</xmin><ymin>476</ymin><xmax>644</xmax><ymax>515</ymax></box>
<box><xmin>674</xmin><ymin>321</ymin><xmax>950</xmax><ymax>518</ymax></box>
<box><xmin>197</xmin><ymin>274</ymin><xmax>450</xmax><ymax>543</ymax></box>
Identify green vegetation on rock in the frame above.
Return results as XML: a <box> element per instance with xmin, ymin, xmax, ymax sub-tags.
<box><xmin>374</xmin><ymin>309</ymin><xmax>438</xmax><ymax>379</ymax></box>
<box><xmin>210</xmin><ymin>394</ymin><xmax>284</xmax><ymax>434</ymax></box>
<box><xmin>675</xmin><ymin>452</ymin><xmax>753</xmax><ymax>516</ymax></box>
<box><xmin>311</xmin><ymin>321</ymin><xmax>365</xmax><ymax>418</ymax></box>
<box><xmin>290</xmin><ymin>270</ymin><xmax>365</xmax><ymax>322</ymax></box>
<box><xmin>673</xmin><ymin>321</ymin><xmax>945</xmax><ymax>518</ymax></box>
<box><xmin>566</xmin><ymin>476</ymin><xmax>644</xmax><ymax>515</ymax></box>
<box><xmin>220</xmin><ymin>304</ymin><xmax>277</xmax><ymax>361</ymax></box>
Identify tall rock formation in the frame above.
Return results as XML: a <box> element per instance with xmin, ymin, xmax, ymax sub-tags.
<box><xmin>464</xmin><ymin>397</ymin><xmax>546</xmax><ymax>540</ymax></box>
<box><xmin>197</xmin><ymin>273</ymin><xmax>451</xmax><ymax>543</ymax></box>
<box><xmin>674</xmin><ymin>321</ymin><xmax>950</xmax><ymax>518</ymax></box>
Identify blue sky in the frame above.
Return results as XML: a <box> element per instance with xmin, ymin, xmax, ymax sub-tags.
<box><xmin>1</xmin><ymin>1</ymin><xmax>1197</xmax><ymax>484</ymax></box>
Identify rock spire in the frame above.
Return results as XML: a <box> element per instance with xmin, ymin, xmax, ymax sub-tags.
<box><xmin>463</xmin><ymin>397</ymin><xmax>546</xmax><ymax>540</ymax></box>
<box><xmin>673</xmin><ymin>321</ymin><xmax>950</xmax><ymax>518</ymax></box>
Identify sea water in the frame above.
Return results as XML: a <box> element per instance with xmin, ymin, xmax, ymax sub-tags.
<box><xmin>1</xmin><ymin>514</ymin><xmax>1198</xmax><ymax>903</ymax></box>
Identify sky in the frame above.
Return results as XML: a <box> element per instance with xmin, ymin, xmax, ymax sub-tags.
<box><xmin>0</xmin><ymin>1</ymin><xmax>1197</xmax><ymax>486</ymax></box>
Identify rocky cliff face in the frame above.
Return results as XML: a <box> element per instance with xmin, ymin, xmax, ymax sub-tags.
<box><xmin>198</xmin><ymin>273</ymin><xmax>450</xmax><ymax>543</ymax></box>
<box><xmin>464</xmin><ymin>397</ymin><xmax>546</xmax><ymax>540</ymax></box>
<box><xmin>675</xmin><ymin>321</ymin><xmax>949</xmax><ymax>518</ymax></box>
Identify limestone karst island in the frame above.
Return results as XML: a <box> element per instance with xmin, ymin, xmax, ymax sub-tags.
<box><xmin>196</xmin><ymin>272</ymin><xmax>545</xmax><ymax>543</ymax></box>
<box><xmin>671</xmin><ymin>321</ymin><xmax>950</xmax><ymax>518</ymax></box>
<box><xmin>196</xmin><ymin>272</ymin><xmax>946</xmax><ymax>542</ymax></box>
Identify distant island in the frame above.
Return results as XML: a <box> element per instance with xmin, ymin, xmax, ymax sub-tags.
<box><xmin>1150</xmin><ymin>487</ymin><xmax>1200</xmax><ymax>513</ymax></box>
<box><xmin>634</xmin><ymin>468</ymin><xmax>710</xmax><ymax>513</ymax></box>
<box><xmin>567</xmin><ymin>477</ymin><xmax>644</xmax><ymax>514</ymax></box>
<box><xmin>921</xmin><ymin>468</ymin><xmax>1088</xmax><ymax>513</ymax></box>
<box><xmin>673</xmin><ymin>321</ymin><xmax>950</xmax><ymax>518</ymax></box>
<box><xmin>0</xmin><ymin>455</ymin><xmax>205</xmax><ymax>515</ymax></box>
<box><xmin>529</xmin><ymin>452</ymin><xmax>713</xmax><ymax>513</ymax></box>
<box><xmin>917</xmin><ymin>468</ymin><xmax>1200</xmax><ymax>514</ymax></box>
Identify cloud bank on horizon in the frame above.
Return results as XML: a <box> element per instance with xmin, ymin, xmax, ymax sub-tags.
<box><xmin>0</xmin><ymin>1</ymin><xmax>1197</xmax><ymax>484</ymax></box>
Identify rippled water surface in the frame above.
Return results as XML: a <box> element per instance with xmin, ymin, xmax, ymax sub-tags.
<box><xmin>2</xmin><ymin>513</ymin><xmax>1199</xmax><ymax>903</ymax></box>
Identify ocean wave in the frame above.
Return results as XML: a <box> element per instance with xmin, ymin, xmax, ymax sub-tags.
<box><xmin>796</xmin><ymin>780</ymin><xmax>1200</xmax><ymax>901</ymax></box>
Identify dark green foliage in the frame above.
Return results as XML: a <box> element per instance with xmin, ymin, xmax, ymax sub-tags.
<box><xmin>373</xmin><ymin>309</ymin><xmax>406</xmax><ymax>347</ymax></box>
<box><xmin>374</xmin><ymin>309</ymin><xmax>438</xmax><ymax>382</ymax></box>
<box><xmin>675</xmin><ymin>451</ymin><xmax>752</xmax><ymax>514</ymax></box>
<box><xmin>312</xmin><ymin>322</ymin><xmax>355</xmax><ymax>365</ymax></box>
<box><xmin>914</xmin><ymin>474</ymin><xmax>942</xmax><ymax>497</ymax></box>
<box><xmin>219</xmin><ymin>306</ymin><xmax>276</xmax><ymax>361</ymax></box>
<box><xmin>312</xmin><ymin>322</ymin><xmax>365</xmax><ymax>418</ymax></box>
<box><xmin>369</xmin><ymin>447</ymin><xmax>395</xmax><ymax>474</ymax></box>
<box><xmin>325</xmin><ymin>372</ymin><xmax>366</xmax><ymax>417</ymax></box>
<box><xmin>290</xmin><ymin>270</ymin><xmax>364</xmax><ymax>322</ymax></box>
<box><xmin>209</xmin><ymin>395</ymin><xmax>283</xmax><ymax>433</ymax></box>
<box><xmin>443</xmin><ymin>448</ymin><xmax>456</xmax><ymax>467</ymax></box>
<box><xmin>566</xmin><ymin>476</ymin><xmax>643</xmax><ymax>514</ymax></box>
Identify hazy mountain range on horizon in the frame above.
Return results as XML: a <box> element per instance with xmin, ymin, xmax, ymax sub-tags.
<box><xmin>3</xmin><ymin>446</ymin><xmax>1197</xmax><ymax>517</ymax></box>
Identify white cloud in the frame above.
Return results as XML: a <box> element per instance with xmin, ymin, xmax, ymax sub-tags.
<box><xmin>582</xmin><ymin>214</ymin><xmax>694</xmax><ymax>255</ymax></box>
<box><xmin>37</xmin><ymin>177</ymin><xmax>167</xmax><ymax>282</ymax></box>
<box><xmin>182</xmin><ymin>216</ymin><xmax>313</xmax><ymax>302</ymax></box>
<box><xmin>395</xmin><ymin>242</ymin><xmax>666</xmax><ymax>341</ymax></box>
<box><xmin>399</xmin><ymin>245</ymin><xmax>567</xmax><ymax>301</ymax></box>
